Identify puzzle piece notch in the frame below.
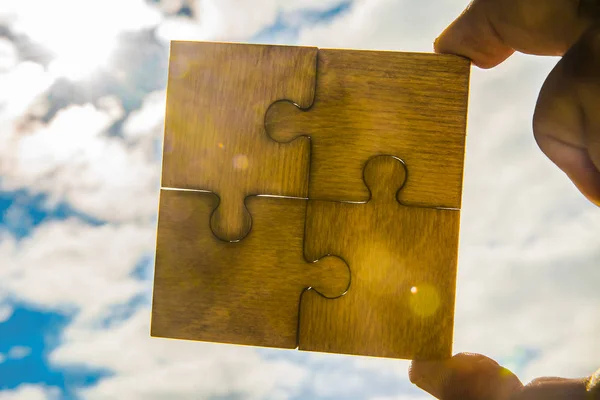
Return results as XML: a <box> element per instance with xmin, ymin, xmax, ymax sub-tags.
<box><xmin>299</xmin><ymin>155</ymin><xmax>460</xmax><ymax>360</ymax></box>
<box><xmin>161</xmin><ymin>41</ymin><xmax>317</xmax><ymax>241</ymax></box>
<box><xmin>265</xmin><ymin>49</ymin><xmax>470</xmax><ymax>208</ymax></box>
<box><xmin>151</xmin><ymin>189</ymin><xmax>350</xmax><ymax>349</ymax></box>
<box><xmin>363</xmin><ymin>154</ymin><xmax>407</xmax><ymax>205</ymax></box>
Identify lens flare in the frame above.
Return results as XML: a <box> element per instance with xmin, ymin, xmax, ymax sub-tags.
<box><xmin>409</xmin><ymin>283</ymin><xmax>440</xmax><ymax>317</ymax></box>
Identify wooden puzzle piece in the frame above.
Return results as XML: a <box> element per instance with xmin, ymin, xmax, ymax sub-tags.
<box><xmin>151</xmin><ymin>189</ymin><xmax>350</xmax><ymax>349</ymax></box>
<box><xmin>298</xmin><ymin>155</ymin><xmax>460</xmax><ymax>360</ymax></box>
<box><xmin>265</xmin><ymin>49</ymin><xmax>470</xmax><ymax>208</ymax></box>
<box><xmin>161</xmin><ymin>41</ymin><xmax>317</xmax><ymax>242</ymax></box>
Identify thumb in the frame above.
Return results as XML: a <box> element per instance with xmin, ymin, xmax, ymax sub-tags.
<box><xmin>409</xmin><ymin>353</ymin><xmax>523</xmax><ymax>400</ymax></box>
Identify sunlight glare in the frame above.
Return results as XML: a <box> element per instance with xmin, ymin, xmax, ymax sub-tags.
<box><xmin>0</xmin><ymin>37</ymin><xmax>18</xmax><ymax>72</ymax></box>
<box><xmin>47</xmin><ymin>37</ymin><xmax>116</xmax><ymax>82</ymax></box>
<box><xmin>6</xmin><ymin>0</ymin><xmax>161</xmax><ymax>81</ymax></box>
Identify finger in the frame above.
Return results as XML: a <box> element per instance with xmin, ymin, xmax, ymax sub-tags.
<box><xmin>409</xmin><ymin>353</ymin><xmax>523</xmax><ymax>400</ymax></box>
<box><xmin>434</xmin><ymin>0</ymin><xmax>597</xmax><ymax>68</ymax></box>
<box><xmin>512</xmin><ymin>375</ymin><xmax>600</xmax><ymax>399</ymax></box>
<box><xmin>533</xmin><ymin>24</ymin><xmax>600</xmax><ymax>206</ymax></box>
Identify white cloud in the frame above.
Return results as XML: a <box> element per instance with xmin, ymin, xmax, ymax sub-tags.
<box><xmin>51</xmin><ymin>307</ymin><xmax>431</xmax><ymax>400</ymax></box>
<box><xmin>310</xmin><ymin>365</ymin><xmax>367</xmax><ymax>397</ymax></box>
<box><xmin>51</xmin><ymin>308</ymin><xmax>308</xmax><ymax>400</ymax></box>
<box><xmin>156</xmin><ymin>0</ymin><xmax>348</xmax><ymax>42</ymax></box>
<box><xmin>0</xmin><ymin>38</ymin><xmax>18</xmax><ymax>72</ymax></box>
<box><xmin>3</xmin><ymin>0</ymin><xmax>161</xmax><ymax>38</ymax></box>
<box><xmin>279</xmin><ymin>0</ymin><xmax>352</xmax><ymax>12</ymax></box>
<box><xmin>7</xmin><ymin>346</ymin><xmax>31</xmax><ymax>360</ymax></box>
<box><xmin>3</xmin><ymin>0</ymin><xmax>161</xmax><ymax>81</ymax></box>
<box><xmin>0</xmin><ymin>61</ymin><xmax>54</xmax><ymax>119</ymax></box>
<box><xmin>0</xmin><ymin>354</ymin><xmax>5</xmax><ymax>364</ymax></box>
<box><xmin>0</xmin><ymin>219</ymin><xmax>154</xmax><ymax>322</ymax></box>
<box><xmin>351</xmin><ymin>357</ymin><xmax>411</xmax><ymax>379</ymax></box>
<box><xmin>152</xmin><ymin>0</ymin><xmax>188</xmax><ymax>15</ymax></box>
<box><xmin>522</xmin><ymin>314</ymin><xmax>600</xmax><ymax>380</ymax></box>
<box><xmin>295</xmin><ymin>0</ymin><xmax>466</xmax><ymax>51</ymax></box>
<box><xmin>122</xmin><ymin>91</ymin><xmax>166</xmax><ymax>141</ymax></box>
<box><xmin>370</xmin><ymin>396</ymin><xmax>432</xmax><ymax>400</ymax></box>
<box><xmin>0</xmin><ymin>304</ymin><xmax>13</xmax><ymax>323</ymax></box>
<box><xmin>0</xmin><ymin>59</ymin><xmax>159</xmax><ymax>224</ymax></box>
<box><xmin>0</xmin><ymin>103</ymin><xmax>160</xmax><ymax>223</ymax></box>
<box><xmin>0</xmin><ymin>385</ymin><xmax>60</xmax><ymax>400</ymax></box>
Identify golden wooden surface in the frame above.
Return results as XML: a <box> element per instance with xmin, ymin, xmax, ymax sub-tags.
<box><xmin>161</xmin><ymin>41</ymin><xmax>317</xmax><ymax>241</ymax></box>
<box><xmin>265</xmin><ymin>49</ymin><xmax>470</xmax><ymax>208</ymax></box>
<box><xmin>153</xmin><ymin>41</ymin><xmax>470</xmax><ymax>360</ymax></box>
<box><xmin>151</xmin><ymin>189</ymin><xmax>350</xmax><ymax>348</ymax></box>
<box><xmin>299</xmin><ymin>156</ymin><xmax>460</xmax><ymax>360</ymax></box>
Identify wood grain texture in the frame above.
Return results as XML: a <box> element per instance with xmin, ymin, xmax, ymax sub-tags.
<box><xmin>153</xmin><ymin>42</ymin><xmax>469</xmax><ymax>359</ymax></box>
<box><xmin>298</xmin><ymin>156</ymin><xmax>460</xmax><ymax>360</ymax></box>
<box><xmin>265</xmin><ymin>49</ymin><xmax>470</xmax><ymax>208</ymax></box>
<box><xmin>151</xmin><ymin>189</ymin><xmax>350</xmax><ymax>349</ymax></box>
<box><xmin>161</xmin><ymin>41</ymin><xmax>317</xmax><ymax>241</ymax></box>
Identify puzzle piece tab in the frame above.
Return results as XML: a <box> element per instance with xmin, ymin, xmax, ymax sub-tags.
<box><xmin>298</xmin><ymin>155</ymin><xmax>460</xmax><ymax>360</ymax></box>
<box><xmin>162</xmin><ymin>41</ymin><xmax>317</xmax><ymax>241</ymax></box>
<box><xmin>265</xmin><ymin>49</ymin><xmax>470</xmax><ymax>208</ymax></box>
<box><xmin>151</xmin><ymin>189</ymin><xmax>350</xmax><ymax>349</ymax></box>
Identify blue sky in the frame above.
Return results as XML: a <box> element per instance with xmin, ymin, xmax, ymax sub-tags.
<box><xmin>0</xmin><ymin>0</ymin><xmax>599</xmax><ymax>399</ymax></box>
<box><xmin>0</xmin><ymin>192</ymin><xmax>109</xmax><ymax>398</ymax></box>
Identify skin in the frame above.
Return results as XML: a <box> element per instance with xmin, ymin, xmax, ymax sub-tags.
<box><xmin>409</xmin><ymin>1</ymin><xmax>600</xmax><ymax>398</ymax></box>
<box><xmin>409</xmin><ymin>353</ymin><xmax>600</xmax><ymax>399</ymax></box>
<box><xmin>433</xmin><ymin>0</ymin><xmax>600</xmax><ymax>206</ymax></box>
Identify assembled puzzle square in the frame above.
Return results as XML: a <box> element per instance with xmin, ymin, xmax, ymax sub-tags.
<box><xmin>151</xmin><ymin>40</ymin><xmax>470</xmax><ymax>360</ymax></box>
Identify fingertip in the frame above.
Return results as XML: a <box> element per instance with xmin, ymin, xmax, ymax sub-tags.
<box><xmin>409</xmin><ymin>359</ymin><xmax>450</xmax><ymax>397</ymax></box>
<box><xmin>408</xmin><ymin>354</ymin><xmax>483</xmax><ymax>397</ymax></box>
<box><xmin>409</xmin><ymin>353</ymin><xmax>523</xmax><ymax>400</ymax></box>
<box><xmin>435</xmin><ymin>28</ymin><xmax>514</xmax><ymax>69</ymax></box>
<box><xmin>434</xmin><ymin>1</ymin><xmax>514</xmax><ymax>69</ymax></box>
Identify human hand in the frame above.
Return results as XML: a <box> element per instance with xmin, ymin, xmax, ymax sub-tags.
<box><xmin>434</xmin><ymin>0</ymin><xmax>600</xmax><ymax>206</ymax></box>
<box><xmin>409</xmin><ymin>352</ymin><xmax>600</xmax><ymax>399</ymax></box>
